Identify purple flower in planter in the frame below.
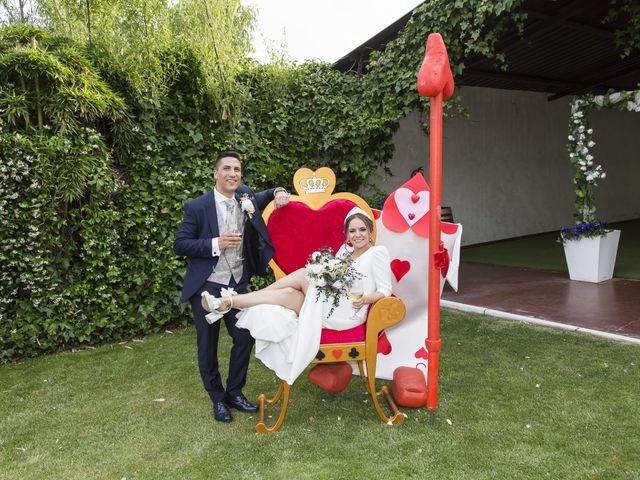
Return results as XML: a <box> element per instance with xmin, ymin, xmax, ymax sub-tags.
<box><xmin>558</xmin><ymin>221</ymin><xmax>613</xmax><ymax>244</ymax></box>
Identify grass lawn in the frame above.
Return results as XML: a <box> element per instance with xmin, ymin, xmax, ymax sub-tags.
<box><xmin>461</xmin><ymin>219</ymin><xmax>640</xmax><ymax>280</ymax></box>
<box><xmin>1</xmin><ymin>310</ymin><xmax>639</xmax><ymax>480</ymax></box>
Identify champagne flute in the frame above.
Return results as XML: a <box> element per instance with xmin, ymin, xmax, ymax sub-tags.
<box><xmin>226</xmin><ymin>218</ymin><xmax>243</xmax><ymax>260</ymax></box>
<box><xmin>350</xmin><ymin>279</ymin><xmax>364</xmax><ymax>301</ymax></box>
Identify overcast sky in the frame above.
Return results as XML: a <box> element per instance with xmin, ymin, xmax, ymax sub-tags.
<box><xmin>245</xmin><ymin>0</ymin><xmax>424</xmax><ymax>64</ymax></box>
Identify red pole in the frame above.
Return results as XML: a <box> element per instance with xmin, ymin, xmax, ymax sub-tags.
<box><xmin>426</xmin><ymin>91</ymin><xmax>443</xmax><ymax>413</ymax></box>
<box><xmin>416</xmin><ymin>33</ymin><xmax>454</xmax><ymax>420</ymax></box>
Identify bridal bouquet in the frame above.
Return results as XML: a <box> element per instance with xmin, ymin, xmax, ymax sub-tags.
<box><xmin>305</xmin><ymin>246</ymin><xmax>362</xmax><ymax>317</ymax></box>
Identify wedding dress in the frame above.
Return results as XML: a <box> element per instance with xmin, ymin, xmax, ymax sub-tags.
<box><xmin>236</xmin><ymin>245</ymin><xmax>392</xmax><ymax>385</ymax></box>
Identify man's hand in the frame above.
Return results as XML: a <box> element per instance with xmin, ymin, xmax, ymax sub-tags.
<box><xmin>219</xmin><ymin>231</ymin><xmax>242</xmax><ymax>250</ymax></box>
<box><xmin>274</xmin><ymin>190</ymin><xmax>289</xmax><ymax>209</ymax></box>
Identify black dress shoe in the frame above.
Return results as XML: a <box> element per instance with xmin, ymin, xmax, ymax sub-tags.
<box><xmin>213</xmin><ymin>401</ymin><xmax>233</xmax><ymax>422</ymax></box>
<box><xmin>224</xmin><ymin>393</ymin><xmax>258</xmax><ymax>413</ymax></box>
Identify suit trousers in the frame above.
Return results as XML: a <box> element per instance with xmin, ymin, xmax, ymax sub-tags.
<box><xmin>189</xmin><ymin>276</ymin><xmax>253</xmax><ymax>403</ymax></box>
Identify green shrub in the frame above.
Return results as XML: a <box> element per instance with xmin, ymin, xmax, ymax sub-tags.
<box><xmin>0</xmin><ymin>0</ymin><xmax>548</xmax><ymax>360</ymax></box>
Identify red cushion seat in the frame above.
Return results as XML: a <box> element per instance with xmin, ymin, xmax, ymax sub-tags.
<box><xmin>320</xmin><ymin>324</ymin><xmax>366</xmax><ymax>343</ymax></box>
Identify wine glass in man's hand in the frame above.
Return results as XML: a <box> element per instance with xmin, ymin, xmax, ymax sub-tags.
<box><xmin>226</xmin><ymin>220</ymin><xmax>243</xmax><ymax>259</ymax></box>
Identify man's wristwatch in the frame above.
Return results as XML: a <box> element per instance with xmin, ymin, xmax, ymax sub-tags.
<box><xmin>274</xmin><ymin>187</ymin><xmax>289</xmax><ymax>197</ymax></box>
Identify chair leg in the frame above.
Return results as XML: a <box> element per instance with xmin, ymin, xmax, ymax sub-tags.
<box><xmin>256</xmin><ymin>380</ymin><xmax>291</xmax><ymax>433</ymax></box>
<box><xmin>356</xmin><ymin>360</ymin><xmax>370</xmax><ymax>393</ymax></box>
<box><xmin>365</xmin><ymin>362</ymin><xmax>405</xmax><ymax>425</ymax></box>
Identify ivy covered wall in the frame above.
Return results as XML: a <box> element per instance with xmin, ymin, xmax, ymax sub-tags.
<box><xmin>2</xmin><ymin>0</ymin><xmax>636</xmax><ymax>359</ymax></box>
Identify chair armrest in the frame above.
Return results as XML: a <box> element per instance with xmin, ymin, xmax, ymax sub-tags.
<box><xmin>365</xmin><ymin>297</ymin><xmax>406</xmax><ymax>347</ymax></box>
<box><xmin>362</xmin><ymin>297</ymin><xmax>405</xmax><ymax>379</ymax></box>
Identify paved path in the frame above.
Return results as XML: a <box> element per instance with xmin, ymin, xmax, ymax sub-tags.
<box><xmin>442</xmin><ymin>262</ymin><xmax>640</xmax><ymax>343</ymax></box>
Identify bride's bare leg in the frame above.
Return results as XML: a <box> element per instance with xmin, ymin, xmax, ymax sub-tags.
<box><xmin>263</xmin><ymin>268</ymin><xmax>309</xmax><ymax>295</ymax></box>
<box><xmin>227</xmin><ymin>287</ymin><xmax>305</xmax><ymax>315</ymax></box>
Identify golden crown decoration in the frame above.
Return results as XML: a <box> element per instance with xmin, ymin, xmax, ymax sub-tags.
<box><xmin>300</xmin><ymin>174</ymin><xmax>330</xmax><ymax>194</ymax></box>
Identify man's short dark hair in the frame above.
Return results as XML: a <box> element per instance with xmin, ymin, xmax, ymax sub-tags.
<box><xmin>215</xmin><ymin>151</ymin><xmax>242</xmax><ymax>169</ymax></box>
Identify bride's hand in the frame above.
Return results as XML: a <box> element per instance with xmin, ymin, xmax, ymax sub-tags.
<box><xmin>352</xmin><ymin>296</ymin><xmax>366</xmax><ymax>311</ymax></box>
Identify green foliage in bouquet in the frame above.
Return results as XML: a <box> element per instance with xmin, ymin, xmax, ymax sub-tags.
<box><xmin>305</xmin><ymin>246</ymin><xmax>362</xmax><ymax>318</ymax></box>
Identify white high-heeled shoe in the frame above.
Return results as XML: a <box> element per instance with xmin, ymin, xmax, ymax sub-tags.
<box><xmin>201</xmin><ymin>290</ymin><xmax>235</xmax><ymax>324</ymax></box>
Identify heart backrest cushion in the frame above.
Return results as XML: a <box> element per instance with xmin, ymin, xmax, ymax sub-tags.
<box><xmin>267</xmin><ymin>199</ymin><xmax>357</xmax><ymax>275</ymax></box>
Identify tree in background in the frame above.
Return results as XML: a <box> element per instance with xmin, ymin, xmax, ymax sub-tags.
<box><xmin>30</xmin><ymin>0</ymin><xmax>254</xmax><ymax>131</ymax></box>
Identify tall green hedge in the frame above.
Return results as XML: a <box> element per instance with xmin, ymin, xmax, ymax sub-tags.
<box><xmin>0</xmin><ymin>28</ymin><xmax>410</xmax><ymax>361</ymax></box>
<box><xmin>1</xmin><ymin>0</ymin><xmax>554</xmax><ymax>360</ymax></box>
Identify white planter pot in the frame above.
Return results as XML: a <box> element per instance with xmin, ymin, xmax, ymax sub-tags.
<box><xmin>563</xmin><ymin>230</ymin><xmax>621</xmax><ymax>283</ymax></box>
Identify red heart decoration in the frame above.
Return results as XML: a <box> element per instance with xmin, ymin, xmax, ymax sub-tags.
<box><xmin>408</xmin><ymin>213</ymin><xmax>415</xmax><ymax>220</ymax></box>
<box><xmin>414</xmin><ymin>347</ymin><xmax>428</xmax><ymax>360</ymax></box>
<box><xmin>390</xmin><ymin>259</ymin><xmax>411</xmax><ymax>282</ymax></box>
<box><xmin>377</xmin><ymin>331</ymin><xmax>392</xmax><ymax>355</ymax></box>
<box><xmin>411</xmin><ymin>194</ymin><xmax>421</xmax><ymax>203</ymax></box>
<box><xmin>268</xmin><ymin>199</ymin><xmax>356</xmax><ymax>274</ymax></box>
<box><xmin>372</xmin><ymin>209</ymin><xmax>381</xmax><ymax>220</ymax></box>
<box><xmin>442</xmin><ymin>222</ymin><xmax>460</xmax><ymax>235</ymax></box>
<box><xmin>332</xmin><ymin>349</ymin><xmax>343</xmax><ymax>360</ymax></box>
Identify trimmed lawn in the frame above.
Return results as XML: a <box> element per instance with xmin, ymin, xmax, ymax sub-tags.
<box><xmin>1</xmin><ymin>310</ymin><xmax>639</xmax><ymax>480</ymax></box>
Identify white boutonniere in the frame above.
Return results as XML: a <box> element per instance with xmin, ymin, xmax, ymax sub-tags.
<box><xmin>239</xmin><ymin>193</ymin><xmax>255</xmax><ymax>218</ymax></box>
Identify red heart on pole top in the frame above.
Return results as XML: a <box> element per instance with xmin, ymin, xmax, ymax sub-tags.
<box><xmin>417</xmin><ymin>33</ymin><xmax>455</xmax><ymax>100</ymax></box>
<box><xmin>390</xmin><ymin>259</ymin><xmax>411</xmax><ymax>282</ymax></box>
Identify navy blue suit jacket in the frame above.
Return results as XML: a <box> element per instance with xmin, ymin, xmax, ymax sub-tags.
<box><xmin>174</xmin><ymin>185</ymin><xmax>276</xmax><ymax>302</ymax></box>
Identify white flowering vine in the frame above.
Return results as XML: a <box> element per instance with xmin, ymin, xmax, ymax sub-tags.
<box><xmin>567</xmin><ymin>88</ymin><xmax>640</xmax><ymax>223</ymax></box>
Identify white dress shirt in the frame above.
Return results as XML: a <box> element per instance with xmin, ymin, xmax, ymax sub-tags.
<box><xmin>211</xmin><ymin>188</ymin><xmax>237</xmax><ymax>257</ymax></box>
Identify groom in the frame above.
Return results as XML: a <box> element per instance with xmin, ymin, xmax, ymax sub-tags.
<box><xmin>174</xmin><ymin>151</ymin><xmax>289</xmax><ymax>422</ymax></box>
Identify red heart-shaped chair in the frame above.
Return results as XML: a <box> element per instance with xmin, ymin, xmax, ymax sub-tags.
<box><xmin>255</xmin><ymin>167</ymin><xmax>406</xmax><ymax>433</ymax></box>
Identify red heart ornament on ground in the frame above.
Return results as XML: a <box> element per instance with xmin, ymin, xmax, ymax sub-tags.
<box><xmin>391</xmin><ymin>259</ymin><xmax>410</xmax><ymax>282</ymax></box>
<box><xmin>414</xmin><ymin>347</ymin><xmax>429</xmax><ymax>360</ymax></box>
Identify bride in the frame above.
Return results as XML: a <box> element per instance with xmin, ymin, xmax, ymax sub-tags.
<box><xmin>201</xmin><ymin>207</ymin><xmax>392</xmax><ymax>384</ymax></box>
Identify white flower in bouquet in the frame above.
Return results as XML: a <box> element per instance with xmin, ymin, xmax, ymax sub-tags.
<box><xmin>329</xmin><ymin>259</ymin><xmax>341</xmax><ymax>269</ymax></box>
<box><xmin>310</xmin><ymin>264</ymin><xmax>323</xmax><ymax>275</ymax></box>
<box><xmin>305</xmin><ymin>246</ymin><xmax>363</xmax><ymax>317</ymax></box>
